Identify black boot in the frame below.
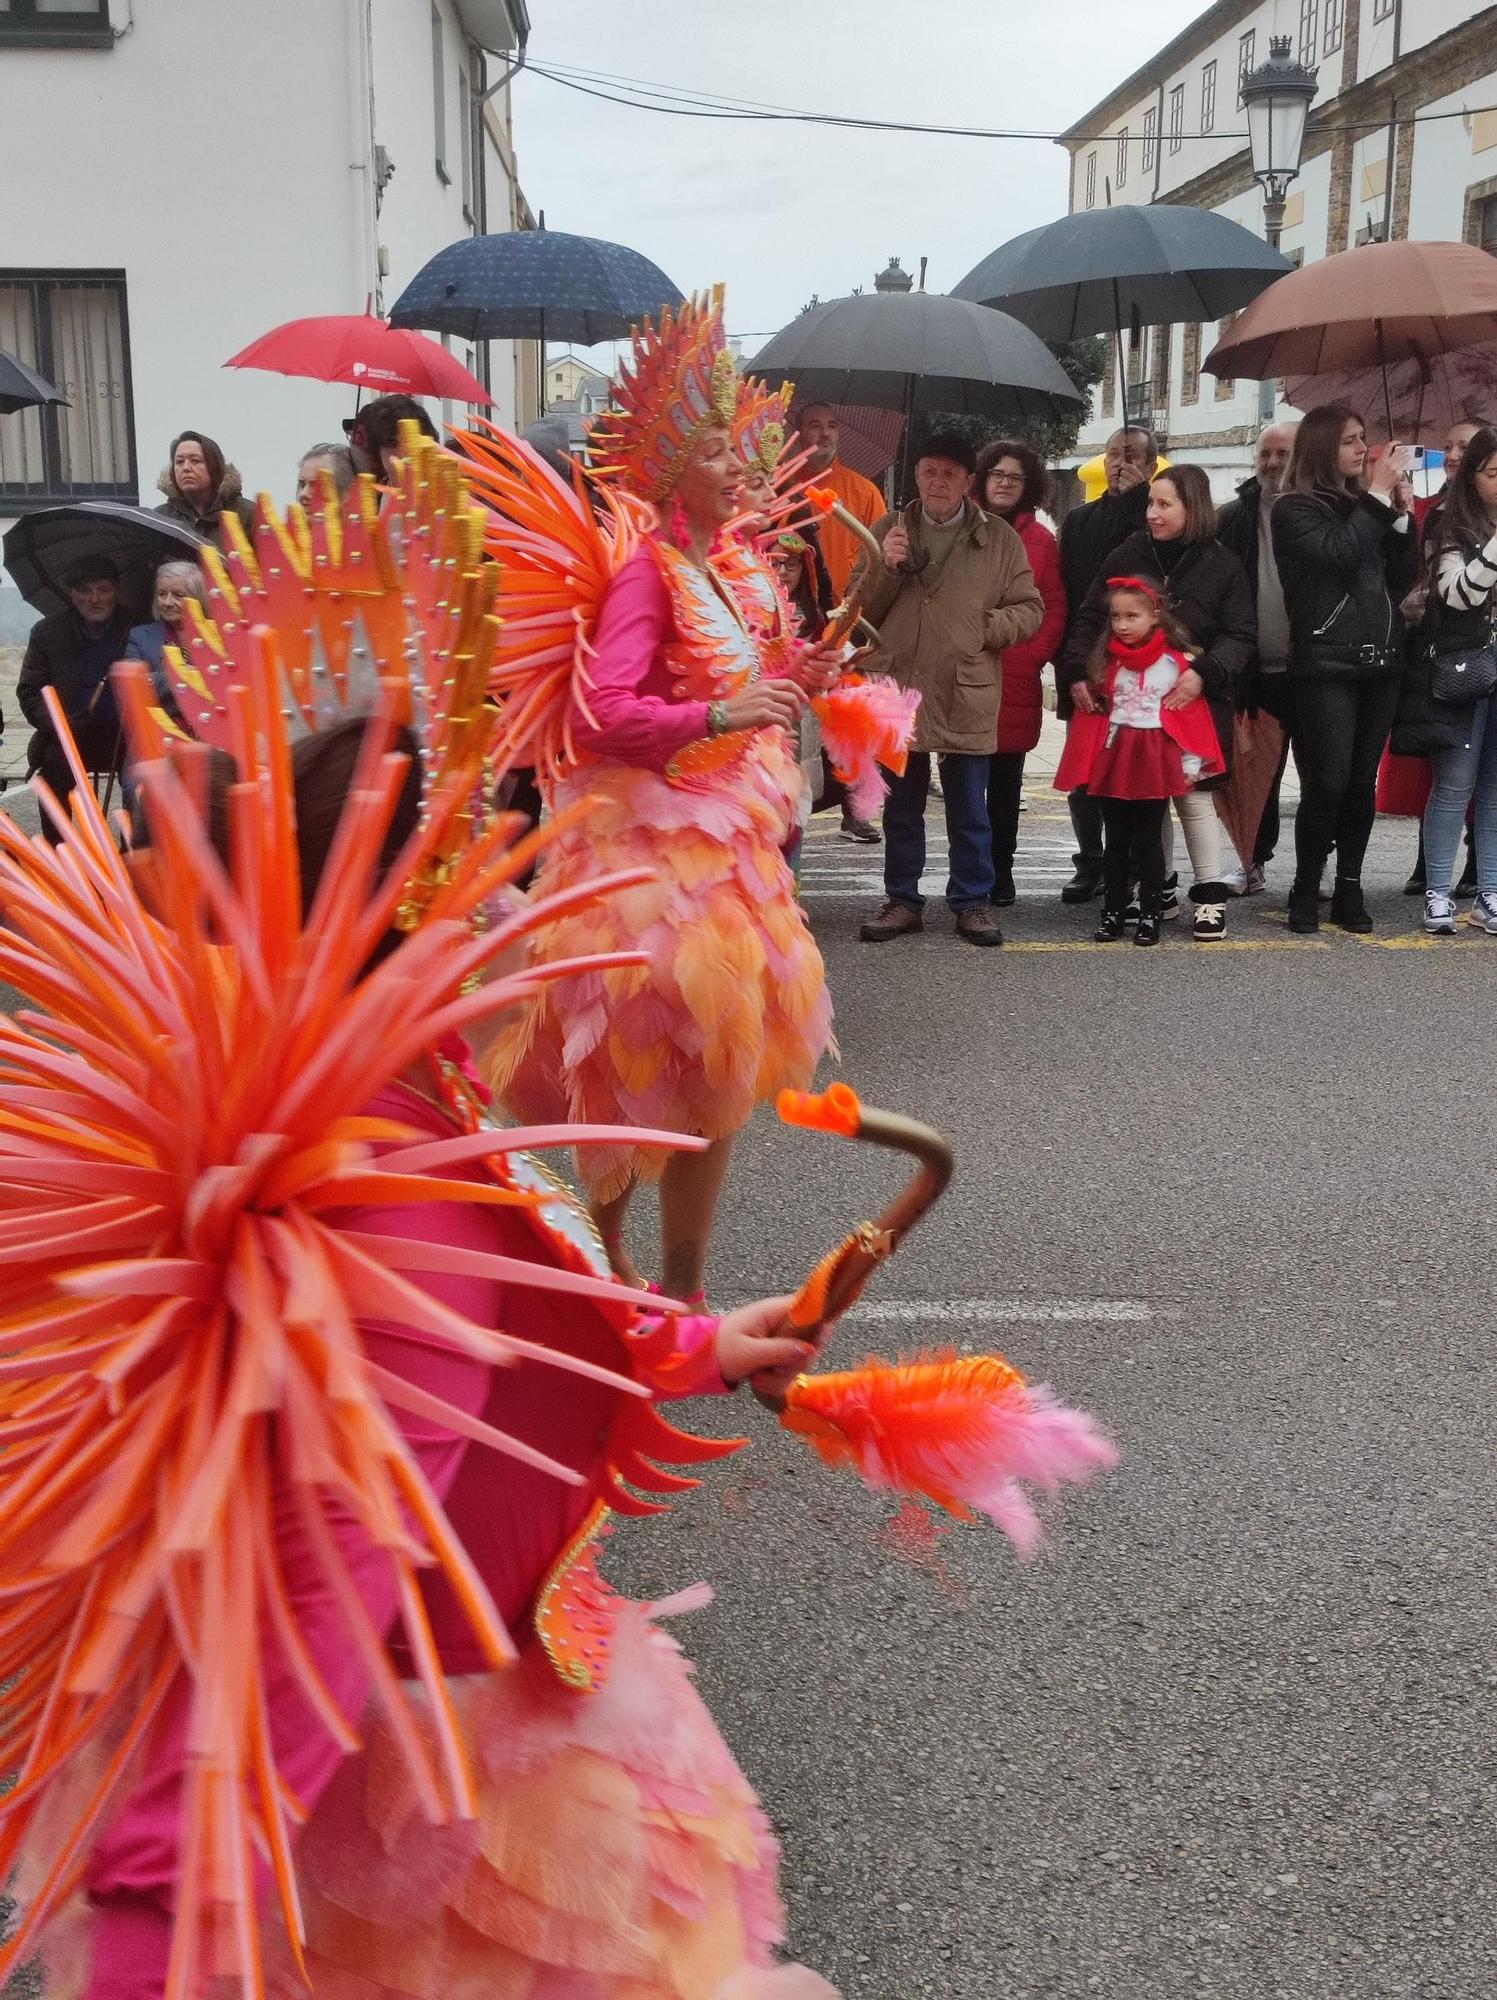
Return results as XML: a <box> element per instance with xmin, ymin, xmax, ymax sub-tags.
<box><xmin>1287</xmin><ymin>883</ymin><xmax>1320</xmax><ymax>933</ymax></box>
<box><xmin>1061</xmin><ymin>862</ymin><xmax>1103</xmax><ymax>904</ymax></box>
<box><xmin>1093</xmin><ymin>907</ymin><xmax>1126</xmax><ymax>942</ymax></box>
<box><xmin>1329</xmin><ymin>876</ymin><xmax>1373</xmax><ymax>932</ymax></box>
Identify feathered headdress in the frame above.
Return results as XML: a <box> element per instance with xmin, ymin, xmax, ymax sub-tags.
<box><xmin>734</xmin><ymin>377</ymin><xmax>794</xmax><ymax>480</ymax></box>
<box><xmin>590</xmin><ymin>286</ymin><xmax>738</xmax><ymax>500</ymax></box>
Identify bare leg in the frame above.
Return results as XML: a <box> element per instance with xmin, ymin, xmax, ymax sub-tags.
<box><xmin>658</xmin><ymin>1134</ymin><xmax>735</xmax><ymax>1301</ymax></box>
<box><xmin>591</xmin><ymin>1176</ymin><xmax>645</xmax><ymax>1288</ymax></box>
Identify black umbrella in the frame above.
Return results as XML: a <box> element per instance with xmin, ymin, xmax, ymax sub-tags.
<box><xmin>3</xmin><ymin>503</ymin><xmax>207</xmax><ymax>620</ymax></box>
<box><xmin>953</xmin><ymin>206</ymin><xmax>1291</xmax><ymax>343</ymax></box>
<box><xmin>0</xmin><ymin>350</ymin><xmax>67</xmax><ymax>417</ymax></box>
<box><xmin>746</xmin><ymin>290</ymin><xmax>1082</xmax><ymax>489</ymax></box>
<box><xmin>388</xmin><ymin>228</ymin><xmax>683</xmax><ymax>408</ymax></box>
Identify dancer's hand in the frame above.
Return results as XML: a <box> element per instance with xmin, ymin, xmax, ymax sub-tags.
<box><xmin>722</xmin><ymin>679</ymin><xmax>806</xmax><ymax>732</ymax></box>
<box><xmin>796</xmin><ymin>642</ymin><xmax>846</xmax><ymax>693</ymax></box>
<box><xmin>715</xmin><ymin>1294</ymin><xmax>819</xmax><ymax>1393</ymax></box>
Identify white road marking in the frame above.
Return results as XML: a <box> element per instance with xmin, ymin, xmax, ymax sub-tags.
<box><xmin>845</xmin><ymin>1296</ymin><xmax>1166</xmax><ymax>1324</ymax></box>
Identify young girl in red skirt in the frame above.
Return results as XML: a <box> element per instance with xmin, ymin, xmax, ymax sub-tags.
<box><xmin>1054</xmin><ymin>576</ymin><xmax>1225</xmax><ymax>945</ymax></box>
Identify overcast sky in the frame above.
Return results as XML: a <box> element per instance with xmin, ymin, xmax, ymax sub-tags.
<box><xmin>515</xmin><ymin>0</ymin><xmax>1204</xmax><ymax>363</ymax></box>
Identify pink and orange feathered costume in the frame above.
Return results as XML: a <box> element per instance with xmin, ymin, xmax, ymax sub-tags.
<box><xmin>459</xmin><ymin>293</ymin><xmax>836</xmax><ymax>1203</ymax></box>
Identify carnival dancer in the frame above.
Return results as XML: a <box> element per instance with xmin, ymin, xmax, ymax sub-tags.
<box><xmin>1054</xmin><ymin>576</ymin><xmax>1224</xmax><ymax>946</ymax></box>
<box><xmin>471</xmin><ymin>293</ymin><xmax>843</xmax><ymax>1303</ymax></box>
<box><xmin>0</xmin><ymin>445</ymin><xmax>1114</xmax><ymax>2000</ymax></box>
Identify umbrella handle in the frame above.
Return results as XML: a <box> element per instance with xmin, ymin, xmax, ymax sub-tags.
<box><xmin>806</xmin><ymin>491</ymin><xmax>885</xmax><ymax>646</ymax></box>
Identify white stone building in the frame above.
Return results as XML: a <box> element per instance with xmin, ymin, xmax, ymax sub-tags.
<box><xmin>1059</xmin><ymin>0</ymin><xmax>1497</xmax><ymax>492</ymax></box>
<box><xmin>0</xmin><ymin>0</ymin><xmax>536</xmax><ymax>545</ymax></box>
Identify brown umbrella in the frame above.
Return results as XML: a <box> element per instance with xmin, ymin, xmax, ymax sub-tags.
<box><xmin>1204</xmin><ymin>240</ymin><xmax>1497</xmax><ymax>432</ymax></box>
<box><xmin>1214</xmin><ymin>711</ymin><xmax>1286</xmax><ymax>873</ymax></box>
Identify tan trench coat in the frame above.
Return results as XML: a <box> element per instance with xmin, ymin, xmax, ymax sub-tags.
<box><xmin>858</xmin><ymin>501</ymin><xmax>1044</xmax><ymax>755</ymax></box>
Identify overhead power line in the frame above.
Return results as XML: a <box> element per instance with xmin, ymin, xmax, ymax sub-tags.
<box><xmin>524</xmin><ymin>53</ymin><xmax>1497</xmax><ymax>147</ymax></box>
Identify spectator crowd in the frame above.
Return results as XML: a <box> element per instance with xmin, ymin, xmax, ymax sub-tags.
<box><xmin>12</xmin><ymin>393</ymin><xmax>1497</xmax><ymax>945</ymax></box>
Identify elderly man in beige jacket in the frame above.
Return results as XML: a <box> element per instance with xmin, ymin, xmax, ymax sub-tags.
<box><xmin>856</xmin><ymin>432</ymin><xmax>1044</xmax><ymax>946</ymax></box>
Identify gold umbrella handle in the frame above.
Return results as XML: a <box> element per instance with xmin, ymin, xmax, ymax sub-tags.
<box><xmin>755</xmin><ymin>1083</ymin><xmax>954</xmax><ymax>1411</ymax></box>
<box><xmin>806</xmin><ymin>490</ymin><xmax>887</xmax><ymax>648</ymax></box>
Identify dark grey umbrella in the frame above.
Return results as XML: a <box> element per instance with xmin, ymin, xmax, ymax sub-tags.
<box><xmin>3</xmin><ymin>503</ymin><xmax>207</xmax><ymax>620</ymax></box>
<box><xmin>952</xmin><ymin>206</ymin><xmax>1291</xmax><ymax>343</ymax></box>
<box><xmin>388</xmin><ymin>228</ymin><xmax>683</xmax><ymax>346</ymax></box>
<box><xmin>746</xmin><ymin>291</ymin><xmax>1082</xmax><ymax>490</ymax></box>
<box><xmin>747</xmin><ymin>290</ymin><xmax>1082</xmax><ymax>422</ymax></box>
<box><xmin>0</xmin><ymin>350</ymin><xmax>67</xmax><ymax>417</ymax></box>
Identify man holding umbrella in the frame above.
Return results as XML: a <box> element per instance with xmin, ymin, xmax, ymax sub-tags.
<box><xmin>17</xmin><ymin>555</ymin><xmax>133</xmax><ymax>841</ymax></box>
<box><xmin>857</xmin><ymin>433</ymin><xmax>1044</xmax><ymax>947</ymax></box>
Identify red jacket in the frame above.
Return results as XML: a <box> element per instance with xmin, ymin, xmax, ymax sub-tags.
<box><xmin>994</xmin><ymin>512</ymin><xmax>1066</xmax><ymax>756</ymax></box>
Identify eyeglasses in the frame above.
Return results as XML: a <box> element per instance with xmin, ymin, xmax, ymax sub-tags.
<box><xmin>987</xmin><ymin>471</ymin><xmax>1025</xmax><ymax>486</ymax></box>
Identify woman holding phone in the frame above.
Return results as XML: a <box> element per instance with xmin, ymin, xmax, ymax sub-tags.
<box><xmin>1270</xmin><ymin>407</ymin><xmax>1418</xmax><ymax>932</ymax></box>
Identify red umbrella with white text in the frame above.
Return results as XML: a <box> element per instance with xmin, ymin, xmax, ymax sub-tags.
<box><xmin>225</xmin><ymin>311</ymin><xmax>491</xmax><ymax>405</ymax></box>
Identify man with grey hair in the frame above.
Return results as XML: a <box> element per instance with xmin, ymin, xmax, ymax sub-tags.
<box><xmin>1216</xmin><ymin>418</ymin><xmax>1298</xmax><ymax>893</ymax></box>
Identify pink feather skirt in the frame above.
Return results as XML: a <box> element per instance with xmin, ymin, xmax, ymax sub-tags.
<box><xmin>262</xmin><ymin>1600</ymin><xmax>839</xmax><ymax>1999</ymax></box>
<box><xmin>488</xmin><ymin>735</ymin><xmax>835</xmax><ymax>1201</ymax></box>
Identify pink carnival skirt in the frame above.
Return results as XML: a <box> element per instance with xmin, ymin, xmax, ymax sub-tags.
<box><xmin>1087</xmin><ymin>725</ymin><xmax>1188</xmax><ymax>802</ymax></box>
<box><xmin>263</xmin><ymin>1598</ymin><xmax>839</xmax><ymax>2000</ymax></box>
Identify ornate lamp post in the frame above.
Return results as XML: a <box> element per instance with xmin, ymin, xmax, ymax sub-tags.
<box><xmin>1239</xmin><ymin>34</ymin><xmax>1318</xmax><ymax>421</ymax></box>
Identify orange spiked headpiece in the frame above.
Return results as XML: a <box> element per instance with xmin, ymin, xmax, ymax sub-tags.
<box><xmin>591</xmin><ymin>286</ymin><xmax>738</xmax><ymax>501</ymax></box>
<box><xmin>734</xmin><ymin>377</ymin><xmax>794</xmax><ymax>478</ymax></box>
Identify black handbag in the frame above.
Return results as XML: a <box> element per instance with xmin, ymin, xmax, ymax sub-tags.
<box><xmin>1422</xmin><ymin>555</ymin><xmax>1497</xmax><ymax>704</ymax></box>
<box><xmin>1429</xmin><ymin>636</ymin><xmax>1497</xmax><ymax>706</ymax></box>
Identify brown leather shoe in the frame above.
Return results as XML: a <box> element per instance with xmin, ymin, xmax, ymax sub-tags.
<box><xmin>859</xmin><ymin>899</ymin><xmax>923</xmax><ymax>942</ymax></box>
<box><xmin>955</xmin><ymin>905</ymin><xmax>1003</xmax><ymax>947</ymax></box>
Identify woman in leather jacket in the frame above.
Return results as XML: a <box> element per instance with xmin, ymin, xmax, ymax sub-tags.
<box><xmin>1270</xmin><ymin>404</ymin><xmax>1418</xmax><ymax>933</ymax></box>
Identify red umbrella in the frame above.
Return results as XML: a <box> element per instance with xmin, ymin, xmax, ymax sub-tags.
<box><xmin>225</xmin><ymin>311</ymin><xmax>491</xmax><ymax>404</ymax></box>
<box><xmin>1203</xmin><ymin>241</ymin><xmax>1497</xmax><ymax>433</ymax></box>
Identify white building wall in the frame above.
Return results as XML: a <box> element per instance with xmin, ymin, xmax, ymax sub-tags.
<box><xmin>0</xmin><ymin>0</ymin><xmax>365</xmax><ymax>514</ymax></box>
<box><xmin>0</xmin><ymin>0</ymin><xmax>529</xmax><ymax>534</ymax></box>
<box><xmin>1406</xmin><ymin>63</ymin><xmax>1497</xmax><ymax>237</ymax></box>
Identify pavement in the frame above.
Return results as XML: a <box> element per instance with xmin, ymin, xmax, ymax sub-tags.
<box><xmin>3</xmin><ymin>744</ymin><xmax>1495</xmax><ymax>1999</ymax></box>
<box><xmin>603</xmin><ymin>731</ymin><xmax>1497</xmax><ymax>1999</ymax></box>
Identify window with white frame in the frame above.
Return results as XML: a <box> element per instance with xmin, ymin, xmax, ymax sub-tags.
<box><xmin>1117</xmin><ymin>127</ymin><xmax>1129</xmax><ymax>186</ymax></box>
<box><xmin>0</xmin><ymin>0</ymin><xmax>111</xmax><ymax>46</ymax></box>
<box><xmin>1142</xmin><ymin>105</ymin><xmax>1157</xmax><ymax>174</ymax></box>
<box><xmin>1238</xmin><ymin>30</ymin><xmax>1255</xmax><ymax>100</ymax></box>
<box><xmin>430</xmin><ymin>6</ymin><xmax>449</xmax><ymax>183</ymax></box>
<box><xmin>1324</xmin><ymin>0</ymin><xmax>1344</xmax><ymax>54</ymax></box>
<box><xmin>1169</xmin><ymin>83</ymin><xmax>1185</xmax><ymax>154</ymax></box>
<box><xmin>1298</xmin><ymin>0</ymin><xmax>1318</xmax><ymax>64</ymax></box>
<box><xmin>1085</xmin><ymin>151</ymin><xmax>1097</xmax><ymax>207</ymax></box>
<box><xmin>0</xmin><ymin>272</ymin><xmax>135</xmax><ymax>509</ymax></box>
<box><xmin>1201</xmin><ymin>60</ymin><xmax>1217</xmax><ymax>135</ymax></box>
<box><xmin>1373</xmin><ymin>0</ymin><xmax>1394</xmax><ymax>18</ymax></box>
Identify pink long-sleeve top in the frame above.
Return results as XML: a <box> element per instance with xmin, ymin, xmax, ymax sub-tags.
<box><xmin>81</xmin><ymin>1081</ymin><xmax>725</xmax><ymax>1999</ymax></box>
<box><xmin>571</xmin><ymin>545</ymin><xmax>712</xmax><ymax>771</ymax></box>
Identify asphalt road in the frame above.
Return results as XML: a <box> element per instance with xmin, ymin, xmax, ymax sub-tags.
<box><xmin>2</xmin><ymin>774</ymin><xmax>1493</xmax><ymax>1999</ymax></box>
<box><xmin>612</xmin><ymin>791</ymin><xmax>1497</xmax><ymax>2000</ymax></box>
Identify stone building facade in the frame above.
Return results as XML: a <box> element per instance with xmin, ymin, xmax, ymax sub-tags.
<box><xmin>1059</xmin><ymin>0</ymin><xmax>1497</xmax><ymax>491</ymax></box>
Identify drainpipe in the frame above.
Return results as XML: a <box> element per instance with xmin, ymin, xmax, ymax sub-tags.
<box><xmin>1151</xmin><ymin>75</ymin><xmax>1165</xmax><ymax>203</ymax></box>
<box><xmin>347</xmin><ymin>0</ymin><xmax>379</xmax><ymax>310</ymax></box>
<box><xmin>1383</xmin><ymin>0</ymin><xmax>1404</xmax><ymax>238</ymax></box>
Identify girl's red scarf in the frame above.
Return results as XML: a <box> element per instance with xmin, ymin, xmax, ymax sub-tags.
<box><xmin>1105</xmin><ymin>627</ymin><xmax>1169</xmax><ymax>671</ymax></box>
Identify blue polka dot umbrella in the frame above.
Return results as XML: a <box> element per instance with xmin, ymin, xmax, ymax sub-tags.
<box><xmin>388</xmin><ymin>229</ymin><xmax>684</xmax><ymax>347</ymax></box>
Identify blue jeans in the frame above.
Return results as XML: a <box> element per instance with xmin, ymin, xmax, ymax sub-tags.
<box><xmin>883</xmin><ymin>751</ymin><xmax>995</xmax><ymax>911</ymax></box>
<box><xmin>1423</xmin><ymin>697</ymin><xmax>1497</xmax><ymax>896</ymax></box>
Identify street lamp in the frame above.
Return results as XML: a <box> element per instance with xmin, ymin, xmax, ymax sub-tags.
<box><xmin>1239</xmin><ymin>33</ymin><xmax>1318</xmax><ymax>420</ymax></box>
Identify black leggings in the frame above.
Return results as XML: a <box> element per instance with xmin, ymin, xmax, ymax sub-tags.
<box><xmin>1101</xmin><ymin>797</ymin><xmax>1168</xmax><ymax>914</ymax></box>
<box><xmin>986</xmin><ymin>751</ymin><xmax>1025</xmax><ymax>885</ymax></box>
<box><xmin>1290</xmin><ymin>673</ymin><xmax>1401</xmax><ymax>888</ymax></box>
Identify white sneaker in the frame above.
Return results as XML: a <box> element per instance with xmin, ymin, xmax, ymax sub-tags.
<box><xmin>1225</xmin><ymin>863</ymin><xmax>1266</xmax><ymax>897</ymax></box>
<box><xmin>1423</xmin><ymin>891</ymin><xmax>1457</xmax><ymax>936</ymax></box>
<box><xmin>1465</xmin><ymin>890</ymin><xmax>1497</xmax><ymax>934</ymax></box>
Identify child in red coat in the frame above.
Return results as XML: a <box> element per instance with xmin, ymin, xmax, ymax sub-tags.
<box><xmin>1054</xmin><ymin>576</ymin><xmax>1224</xmax><ymax>945</ymax></box>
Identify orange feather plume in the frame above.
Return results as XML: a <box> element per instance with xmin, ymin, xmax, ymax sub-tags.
<box><xmin>780</xmin><ymin>1350</ymin><xmax>1117</xmax><ymax>1558</ymax></box>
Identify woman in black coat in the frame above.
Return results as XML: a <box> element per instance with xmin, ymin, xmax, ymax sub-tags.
<box><xmin>1063</xmin><ymin>463</ymin><xmax>1255</xmax><ymax>939</ymax></box>
<box><xmin>1269</xmin><ymin>404</ymin><xmax>1418</xmax><ymax>933</ymax></box>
